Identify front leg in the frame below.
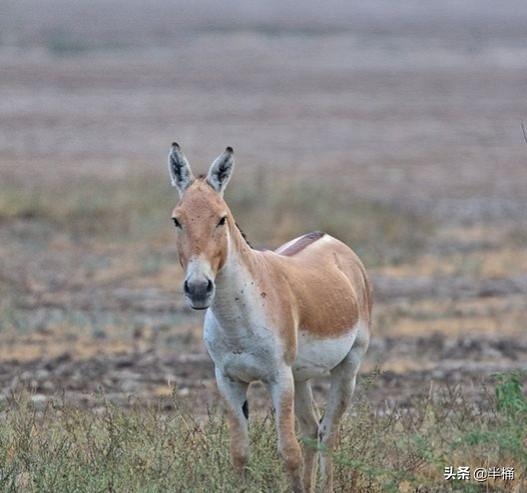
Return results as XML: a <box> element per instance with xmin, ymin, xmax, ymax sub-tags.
<box><xmin>270</xmin><ymin>367</ymin><xmax>304</xmax><ymax>493</ymax></box>
<box><xmin>215</xmin><ymin>368</ymin><xmax>249</xmax><ymax>478</ymax></box>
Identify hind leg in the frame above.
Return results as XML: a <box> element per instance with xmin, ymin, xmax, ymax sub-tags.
<box><xmin>295</xmin><ymin>380</ymin><xmax>320</xmax><ymax>493</ymax></box>
<box><xmin>319</xmin><ymin>325</ymin><xmax>369</xmax><ymax>492</ymax></box>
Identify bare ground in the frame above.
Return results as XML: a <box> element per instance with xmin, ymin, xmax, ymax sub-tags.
<box><xmin>1</xmin><ymin>4</ymin><xmax>527</xmax><ymax>418</ymax></box>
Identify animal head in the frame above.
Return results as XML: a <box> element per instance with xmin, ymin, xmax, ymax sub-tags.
<box><xmin>168</xmin><ymin>143</ymin><xmax>235</xmax><ymax>310</ymax></box>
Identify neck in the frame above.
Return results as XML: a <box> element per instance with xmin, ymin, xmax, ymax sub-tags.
<box><xmin>210</xmin><ymin>219</ymin><xmax>260</xmax><ymax>326</ymax></box>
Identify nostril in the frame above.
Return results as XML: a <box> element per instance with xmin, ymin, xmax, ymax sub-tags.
<box><xmin>206</xmin><ymin>279</ymin><xmax>213</xmax><ymax>293</ymax></box>
<box><xmin>183</xmin><ymin>280</ymin><xmax>190</xmax><ymax>294</ymax></box>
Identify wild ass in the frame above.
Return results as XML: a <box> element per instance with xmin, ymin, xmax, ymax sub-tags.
<box><xmin>167</xmin><ymin>143</ymin><xmax>372</xmax><ymax>493</ymax></box>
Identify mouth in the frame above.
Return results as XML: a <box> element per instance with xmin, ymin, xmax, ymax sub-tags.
<box><xmin>186</xmin><ymin>296</ymin><xmax>211</xmax><ymax>310</ymax></box>
<box><xmin>191</xmin><ymin>305</ymin><xmax>209</xmax><ymax>310</ymax></box>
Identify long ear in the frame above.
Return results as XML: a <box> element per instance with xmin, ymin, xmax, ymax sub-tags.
<box><xmin>168</xmin><ymin>142</ymin><xmax>194</xmax><ymax>196</ymax></box>
<box><xmin>206</xmin><ymin>147</ymin><xmax>234</xmax><ymax>196</ymax></box>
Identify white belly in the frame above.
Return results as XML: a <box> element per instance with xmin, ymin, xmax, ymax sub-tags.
<box><xmin>293</xmin><ymin>326</ymin><xmax>358</xmax><ymax>381</ymax></box>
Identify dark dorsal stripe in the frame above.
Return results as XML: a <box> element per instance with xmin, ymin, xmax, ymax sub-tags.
<box><xmin>277</xmin><ymin>231</ymin><xmax>325</xmax><ymax>256</ymax></box>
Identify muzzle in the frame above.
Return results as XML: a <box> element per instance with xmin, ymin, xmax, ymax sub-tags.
<box><xmin>183</xmin><ymin>277</ymin><xmax>214</xmax><ymax>309</ymax></box>
<box><xmin>183</xmin><ymin>258</ymin><xmax>215</xmax><ymax>309</ymax></box>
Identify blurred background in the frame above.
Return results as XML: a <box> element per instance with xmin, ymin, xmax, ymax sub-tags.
<box><xmin>1</xmin><ymin>0</ymin><xmax>526</xmax><ymax>412</ymax></box>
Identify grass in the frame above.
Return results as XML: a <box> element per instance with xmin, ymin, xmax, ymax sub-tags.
<box><xmin>229</xmin><ymin>175</ymin><xmax>433</xmax><ymax>267</ymax></box>
<box><xmin>0</xmin><ymin>175</ymin><xmax>169</xmax><ymax>241</ymax></box>
<box><xmin>0</xmin><ymin>172</ymin><xmax>434</xmax><ymax>267</ymax></box>
<box><xmin>0</xmin><ymin>373</ymin><xmax>524</xmax><ymax>492</ymax></box>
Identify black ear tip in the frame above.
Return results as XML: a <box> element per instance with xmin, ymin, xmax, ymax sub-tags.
<box><xmin>225</xmin><ymin>146</ymin><xmax>234</xmax><ymax>154</ymax></box>
<box><xmin>171</xmin><ymin>142</ymin><xmax>180</xmax><ymax>149</ymax></box>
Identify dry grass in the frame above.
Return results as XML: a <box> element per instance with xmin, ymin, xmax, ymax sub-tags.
<box><xmin>374</xmin><ymin>296</ymin><xmax>526</xmax><ymax>338</ymax></box>
<box><xmin>0</xmin><ymin>173</ymin><xmax>434</xmax><ymax>268</ymax></box>
<box><xmin>0</xmin><ymin>372</ymin><xmax>525</xmax><ymax>492</ymax></box>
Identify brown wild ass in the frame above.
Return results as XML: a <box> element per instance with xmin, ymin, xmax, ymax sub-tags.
<box><xmin>167</xmin><ymin>143</ymin><xmax>372</xmax><ymax>493</ymax></box>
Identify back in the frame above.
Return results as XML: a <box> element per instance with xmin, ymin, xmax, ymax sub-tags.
<box><xmin>272</xmin><ymin>232</ymin><xmax>372</xmax><ymax>337</ymax></box>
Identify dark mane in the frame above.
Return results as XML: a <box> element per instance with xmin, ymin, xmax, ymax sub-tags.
<box><xmin>235</xmin><ymin>222</ymin><xmax>252</xmax><ymax>248</ymax></box>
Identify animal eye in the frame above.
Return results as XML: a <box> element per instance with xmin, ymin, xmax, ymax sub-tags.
<box><xmin>172</xmin><ymin>217</ymin><xmax>182</xmax><ymax>229</ymax></box>
<box><xmin>217</xmin><ymin>216</ymin><xmax>227</xmax><ymax>227</ymax></box>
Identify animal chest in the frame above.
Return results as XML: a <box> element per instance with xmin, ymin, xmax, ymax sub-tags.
<box><xmin>204</xmin><ymin>311</ymin><xmax>280</xmax><ymax>383</ymax></box>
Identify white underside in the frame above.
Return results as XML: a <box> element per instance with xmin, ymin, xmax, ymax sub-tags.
<box><xmin>292</xmin><ymin>322</ymin><xmax>360</xmax><ymax>381</ymax></box>
<box><xmin>205</xmin><ymin>306</ymin><xmax>364</xmax><ymax>384</ymax></box>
